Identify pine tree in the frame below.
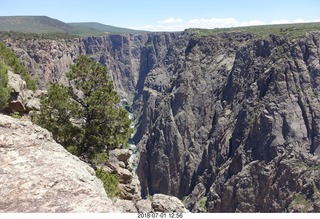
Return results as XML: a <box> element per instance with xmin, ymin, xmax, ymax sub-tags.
<box><xmin>33</xmin><ymin>84</ymin><xmax>81</xmax><ymax>150</ymax></box>
<box><xmin>34</xmin><ymin>55</ymin><xmax>132</xmax><ymax>157</ymax></box>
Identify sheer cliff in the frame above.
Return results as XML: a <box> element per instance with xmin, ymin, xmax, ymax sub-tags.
<box><xmin>4</xmin><ymin>35</ymin><xmax>149</xmax><ymax>102</ymax></box>
<box><xmin>5</xmin><ymin>30</ymin><xmax>320</xmax><ymax>212</ymax></box>
<box><xmin>133</xmin><ymin>31</ymin><xmax>320</xmax><ymax>212</ymax></box>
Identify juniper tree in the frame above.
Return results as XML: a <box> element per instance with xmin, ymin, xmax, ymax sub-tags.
<box><xmin>34</xmin><ymin>55</ymin><xmax>132</xmax><ymax>157</ymax></box>
<box><xmin>33</xmin><ymin>83</ymin><xmax>81</xmax><ymax>150</ymax></box>
<box><xmin>0</xmin><ymin>62</ymin><xmax>11</xmax><ymax>111</ymax></box>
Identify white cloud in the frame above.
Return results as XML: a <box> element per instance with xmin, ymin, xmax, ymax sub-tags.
<box><xmin>129</xmin><ymin>17</ymin><xmax>319</xmax><ymax>32</ymax></box>
<box><xmin>239</xmin><ymin>20</ymin><xmax>265</xmax><ymax>27</ymax></box>
<box><xmin>293</xmin><ymin>19</ymin><xmax>307</xmax><ymax>23</ymax></box>
<box><xmin>271</xmin><ymin>19</ymin><xmax>291</xmax><ymax>24</ymax></box>
<box><xmin>158</xmin><ymin>18</ymin><xmax>183</xmax><ymax>24</ymax></box>
<box><xmin>271</xmin><ymin>19</ymin><xmax>313</xmax><ymax>25</ymax></box>
<box><xmin>188</xmin><ymin>18</ymin><xmax>239</xmax><ymax>28</ymax></box>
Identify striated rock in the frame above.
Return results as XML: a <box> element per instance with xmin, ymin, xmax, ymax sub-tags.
<box><xmin>5</xmin><ymin>35</ymin><xmax>150</xmax><ymax>102</ymax></box>
<box><xmin>5</xmin><ymin>39</ymin><xmax>84</xmax><ymax>89</ymax></box>
<box><xmin>7</xmin><ymin>30</ymin><xmax>320</xmax><ymax>212</ymax></box>
<box><xmin>132</xmin><ymin>31</ymin><xmax>320</xmax><ymax>212</ymax></box>
<box><xmin>0</xmin><ymin>114</ymin><xmax>119</xmax><ymax>212</ymax></box>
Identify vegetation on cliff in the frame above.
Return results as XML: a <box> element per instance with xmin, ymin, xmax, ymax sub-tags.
<box><xmin>0</xmin><ymin>42</ymin><xmax>37</xmax><ymax>91</ymax></box>
<box><xmin>95</xmin><ymin>167</ymin><xmax>121</xmax><ymax>198</ymax></box>
<box><xmin>186</xmin><ymin>22</ymin><xmax>320</xmax><ymax>39</ymax></box>
<box><xmin>33</xmin><ymin>55</ymin><xmax>133</xmax><ymax>160</ymax></box>
<box><xmin>0</xmin><ymin>31</ymin><xmax>78</xmax><ymax>41</ymax></box>
<box><xmin>0</xmin><ymin>41</ymin><xmax>38</xmax><ymax>111</ymax></box>
<box><xmin>0</xmin><ymin>59</ymin><xmax>11</xmax><ymax>110</ymax></box>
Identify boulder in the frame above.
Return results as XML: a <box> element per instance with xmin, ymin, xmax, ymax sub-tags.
<box><xmin>113</xmin><ymin>199</ymin><xmax>137</xmax><ymax>213</ymax></box>
<box><xmin>8</xmin><ymin>70</ymin><xmax>26</xmax><ymax>93</ymax></box>
<box><xmin>152</xmin><ymin>194</ymin><xmax>189</xmax><ymax>213</ymax></box>
<box><xmin>109</xmin><ymin>148</ymin><xmax>131</xmax><ymax>165</ymax></box>
<box><xmin>25</xmin><ymin>98</ymin><xmax>41</xmax><ymax>111</ymax></box>
<box><xmin>135</xmin><ymin>199</ymin><xmax>152</xmax><ymax>213</ymax></box>
<box><xmin>7</xmin><ymin>71</ymin><xmax>41</xmax><ymax>114</ymax></box>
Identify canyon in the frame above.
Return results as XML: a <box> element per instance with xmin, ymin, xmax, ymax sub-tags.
<box><xmin>4</xmin><ymin>29</ymin><xmax>320</xmax><ymax>212</ymax></box>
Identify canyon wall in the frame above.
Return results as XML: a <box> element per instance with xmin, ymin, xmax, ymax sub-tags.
<box><xmin>5</xmin><ymin>30</ymin><xmax>320</xmax><ymax>212</ymax></box>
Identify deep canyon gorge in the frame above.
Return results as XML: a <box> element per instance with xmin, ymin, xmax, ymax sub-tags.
<box><xmin>4</xmin><ymin>29</ymin><xmax>320</xmax><ymax>212</ymax></box>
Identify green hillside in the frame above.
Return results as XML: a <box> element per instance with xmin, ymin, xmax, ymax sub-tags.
<box><xmin>69</xmin><ymin>22</ymin><xmax>147</xmax><ymax>35</ymax></box>
<box><xmin>187</xmin><ymin>22</ymin><xmax>320</xmax><ymax>39</ymax></box>
<box><xmin>0</xmin><ymin>16</ymin><xmax>146</xmax><ymax>36</ymax></box>
<box><xmin>0</xmin><ymin>16</ymin><xmax>71</xmax><ymax>33</ymax></box>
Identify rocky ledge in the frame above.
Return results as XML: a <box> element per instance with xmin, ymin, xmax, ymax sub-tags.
<box><xmin>0</xmin><ymin>114</ymin><xmax>188</xmax><ymax>213</ymax></box>
<box><xmin>0</xmin><ymin>114</ymin><xmax>119</xmax><ymax>212</ymax></box>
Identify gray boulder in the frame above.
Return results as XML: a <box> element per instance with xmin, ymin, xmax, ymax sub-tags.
<box><xmin>152</xmin><ymin>194</ymin><xmax>189</xmax><ymax>213</ymax></box>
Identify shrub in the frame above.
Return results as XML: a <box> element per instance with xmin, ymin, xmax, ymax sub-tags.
<box><xmin>92</xmin><ymin>152</ymin><xmax>109</xmax><ymax>165</ymax></box>
<box><xmin>0</xmin><ymin>41</ymin><xmax>37</xmax><ymax>91</ymax></box>
<box><xmin>95</xmin><ymin>167</ymin><xmax>120</xmax><ymax>198</ymax></box>
<box><xmin>10</xmin><ymin>112</ymin><xmax>21</xmax><ymax>119</ymax></box>
<box><xmin>0</xmin><ymin>60</ymin><xmax>11</xmax><ymax>111</ymax></box>
<box><xmin>66</xmin><ymin>145</ymin><xmax>80</xmax><ymax>156</ymax></box>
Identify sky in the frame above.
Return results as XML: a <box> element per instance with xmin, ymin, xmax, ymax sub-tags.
<box><xmin>1</xmin><ymin>0</ymin><xmax>320</xmax><ymax>31</ymax></box>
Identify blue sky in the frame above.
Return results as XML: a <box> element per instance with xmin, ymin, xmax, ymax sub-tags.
<box><xmin>1</xmin><ymin>0</ymin><xmax>320</xmax><ymax>31</ymax></box>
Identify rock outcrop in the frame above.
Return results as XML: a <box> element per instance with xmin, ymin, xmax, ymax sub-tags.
<box><xmin>113</xmin><ymin>194</ymin><xmax>189</xmax><ymax>213</ymax></box>
<box><xmin>7</xmin><ymin>70</ymin><xmax>42</xmax><ymax>114</ymax></box>
<box><xmin>151</xmin><ymin>194</ymin><xmax>189</xmax><ymax>213</ymax></box>
<box><xmin>0</xmin><ymin>114</ymin><xmax>119</xmax><ymax>212</ymax></box>
<box><xmin>5</xmin><ymin>30</ymin><xmax>320</xmax><ymax>212</ymax></box>
<box><xmin>106</xmin><ymin>148</ymin><xmax>141</xmax><ymax>200</ymax></box>
<box><xmin>104</xmin><ymin>148</ymin><xmax>189</xmax><ymax>213</ymax></box>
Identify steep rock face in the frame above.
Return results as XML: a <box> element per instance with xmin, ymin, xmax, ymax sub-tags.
<box><xmin>5</xmin><ymin>31</ymin><xmax>320</xmax><ymax>212</ymax></box>
<box><xmin>5</xmin><ymin>33</ymin><xmax>181</xmax><ymax>103</ymax></box>
<box><xmin>133</xmin><ymin>31</ymin><xmax>320</xmax><ymax>212</ymax></box>
<box><xmin>5</xmin><ymin>38</ymin><xmax>84</xmax><ymax>88</ymax></box>
<box><xmin>0</xmin><ymin>115</ymin><xmax>119</xmax><ymax>212</ymax></box>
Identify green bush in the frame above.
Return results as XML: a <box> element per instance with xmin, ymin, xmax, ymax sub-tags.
<box><xmin>95</xmin><ymin>167</ymin><xmax>120</xmax><ymax>198</ymax></box>
<box><xmin>92</xmin><ymin>152</ymin><xmax>108</xmax><ymax>165</ymax></box>
<box><xmin>66</xmin><ymin>145</ymin><xmax>80</xmax><ymax>156</ymax></box>
<box><xmin>198</xmin><ymin>197</ymin><xmax>207</xmax><ymax>211</ymax></box>
<box><xmin>0</xmin><ymin>60</ymin><xmax>11</xmax><ymax>111</ymax></box>
<box><xmin>10</xmin><ymin>112</ymin><xmax>21</xmax><ymax>119</ymax></box>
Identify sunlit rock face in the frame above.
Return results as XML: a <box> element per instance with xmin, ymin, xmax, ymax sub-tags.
<box><xmin>0</xmin><ymin>114</ymin><xmax>119</xmax><ymax>212</ymax></box>
<box><xmin>6</xmin><ymin>31</ymin><xmax>320</xmax><ymax>212</ymax></box>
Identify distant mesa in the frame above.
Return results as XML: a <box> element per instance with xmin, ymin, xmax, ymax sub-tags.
<box><xmin>0</xmin><ymin>16</ymin><xmax>147</xmax><ymax>36</ymax></box>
